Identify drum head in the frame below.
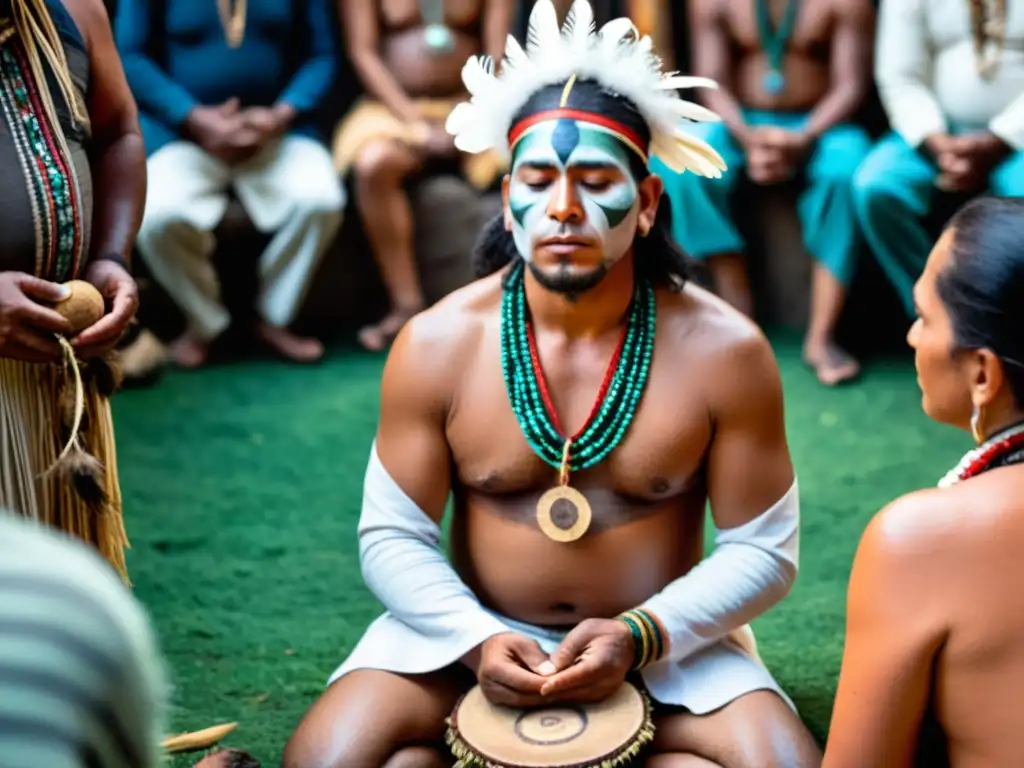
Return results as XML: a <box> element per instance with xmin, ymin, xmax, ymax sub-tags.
<box><xmin>446</xmin><ymin>681</ymin><xmax>653</xmax><ymax>768</ymax></box>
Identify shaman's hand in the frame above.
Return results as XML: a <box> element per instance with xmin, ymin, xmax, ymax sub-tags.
<box><xmin>476</xmin><ymin>632</ymin><xmax>552</xmax><ymax>708</ymax></box>
<box><xmin>537</xmin><ymin>618</ymin><xmax>635</xmax><ymax>703</ymax></box>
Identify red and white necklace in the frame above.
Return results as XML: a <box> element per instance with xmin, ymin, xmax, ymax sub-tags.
<box><xmin>938</xmin><ymin>421</ymin><xmax>1024</xmax><ymax>487</ymax></box>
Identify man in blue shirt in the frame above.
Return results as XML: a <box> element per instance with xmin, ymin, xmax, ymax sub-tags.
<box><xmin>114</xmin><ymin>0</ymin><xmax>346</xmax><ymax>366</ymax></box>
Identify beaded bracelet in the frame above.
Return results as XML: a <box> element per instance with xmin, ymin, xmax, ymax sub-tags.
<box><xmin>616</xmin><ymin>608</ymin><xmax>665</xmax><ymax>670</ymax></box>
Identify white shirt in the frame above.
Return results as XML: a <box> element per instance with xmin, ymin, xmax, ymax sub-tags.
<box><xmin>876</xmin><ymin>0</ymin><xmax>1024</xmax><ymax>148</ymax></box>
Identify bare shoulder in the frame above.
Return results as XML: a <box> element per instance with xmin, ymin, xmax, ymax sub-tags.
<box><xmin>858</xmin><ymin>488</ymin><xmax>964</xmax><ymax>571</ymax></box>
<box><xmin>382</xmin><ymin>273</ymin><xmax>503</xmax><ymax>400</ymax></box>
<box><xmin>657</xmin><ymin>283</ymin><xmax>782</xmax><ymax>406</ymax></box>
<box><xmin>60</xmin><ymin>0</ymin><xmax>112</xmax><ymax>45</ymax></box>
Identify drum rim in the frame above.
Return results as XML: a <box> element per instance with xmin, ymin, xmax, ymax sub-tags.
<box><xmin>444</xmin><ymin>683</ymin><xmax>656</xmax><ymax>768</ymax></box>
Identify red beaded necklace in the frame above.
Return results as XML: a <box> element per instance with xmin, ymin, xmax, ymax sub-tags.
<box><xmin>938</xmin><ymin>422</ymin><xmax>1024</xmax><ymax>487</ymax></box>
<box><xmin>525</xmin><ymin>319</ymin><xmax>629</xmax><ymax>444</ymax></box>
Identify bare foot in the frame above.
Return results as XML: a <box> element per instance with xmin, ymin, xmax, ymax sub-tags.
<box><xmin>803</xmin><ymin>341</ymin><xmax>861</xmax><ymax>387</ymax></box>
<box><xmin>119</xmin><ymin>328</ymin><xmax>169</xmax><ymax>384</ymax></box>
<box><xmin>357</xmin><ymin>307</ymin><xmax>421</xmax><ymax>352</ymax></box>
<box><xmin>255</xmin><ymin>322</ymin><xmax>324</xmax><ymax>363</ymax></box>
<box><xmin>169</xmin><ymin>332</ymin><xmax>210</xmax><ymax>369</ymax></box>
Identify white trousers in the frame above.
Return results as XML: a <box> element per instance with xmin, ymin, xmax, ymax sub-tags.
<box><xmin>136</xmin><ymin>136</ymin><xmax>346</xmax><ymax>341</ymax></box>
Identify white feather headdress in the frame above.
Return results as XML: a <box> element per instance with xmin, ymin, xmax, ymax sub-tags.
<box><xmin>444</xmin><ymin>0</ymin><xmax>727</xmax><ymax>177</ymax></box>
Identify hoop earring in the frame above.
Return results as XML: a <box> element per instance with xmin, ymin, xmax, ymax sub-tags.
<box><xmin>971</xmin><ymin>404</ymin><xmax>986</xmax><ymax>445</ymax></box>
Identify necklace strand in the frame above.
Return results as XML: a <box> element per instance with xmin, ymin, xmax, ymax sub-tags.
<box><xmin>500</xmin><ymin>261</ymin><xmax>656</xmax><ymax>473</ymax></box>
<box><xmin>938</xmin><ymin>421</ymin><xmax>1024</xmax><ymax>487</ymax></box>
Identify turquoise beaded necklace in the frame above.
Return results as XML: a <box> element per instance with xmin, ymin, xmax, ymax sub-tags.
<box><xmin>500</xmin><ymin>259</ymin><xmax>656</xmax><ymax>541</ymax></box>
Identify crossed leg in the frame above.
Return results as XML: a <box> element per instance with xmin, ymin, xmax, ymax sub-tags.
<box><xmin>283</xmin><ymin>670</ymin><xmax>820</xmax><ymax>768</ymax></box>
<box><xmin>282</xmin><ymin>666</ymin><xmax>472</xmax><ymax>768</ymax></box>
<box><xmin>647</xmin><ymin>690</ymin><xmax>822</xmax><ymax>767</ymax></box>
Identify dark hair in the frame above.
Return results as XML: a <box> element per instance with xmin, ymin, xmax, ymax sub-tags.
<box><xmin>937</xmin><ymin>196</ymin><xmax>1024</xmax><ymax>407</ymax></box>
<box><xmin>471</xmin><ymin>78</ymin><xmax>695</xmax><ymax>291</ymax></box>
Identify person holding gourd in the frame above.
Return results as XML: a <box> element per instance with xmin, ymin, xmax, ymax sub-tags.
<box><xmin>0</xmin><ymin>0</ymin><xmax>144</xmax><ymax>581</ymax></box>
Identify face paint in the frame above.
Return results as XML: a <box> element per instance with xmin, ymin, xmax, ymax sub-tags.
<box><xmin>507</xmin><ymin>118</ymin><xmax>640</xmax><ymax>284</ymax></box>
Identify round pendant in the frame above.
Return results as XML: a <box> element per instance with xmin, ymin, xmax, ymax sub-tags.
<box><xmin>536</xmin><ymin>486</ymin><xmax>592</xmax><ymax>543</ymax></box>
<box><xmin>762</xmin><ymin>70</ymin><xmax>785</xmax><ymax>95</ymax></box>
<box><xmin>424</xmin><ymin>23</ymin><xmax>455</xmax><ymax>53</ymax></box>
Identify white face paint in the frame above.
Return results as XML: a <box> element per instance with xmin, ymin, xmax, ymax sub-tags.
<box><xmin>507</xmin><ymin>119</ymin><xmax>641</xmax><ymax>276</ymax></box>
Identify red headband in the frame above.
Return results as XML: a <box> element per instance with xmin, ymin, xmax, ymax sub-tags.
<box><xmin>507</xmin><ymin>108</ymin><xmax>649</xmax><ymax>161</ymax></box>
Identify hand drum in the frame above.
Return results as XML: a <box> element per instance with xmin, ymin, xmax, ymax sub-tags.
<box><xmin>445</xmin><ymin>681</ymin><xmax>655</xmax><ymax>767</ymax></box>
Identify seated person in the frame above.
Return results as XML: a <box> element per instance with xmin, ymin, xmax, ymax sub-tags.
<box><xmin>283</xmin><ymin>4</ymin><xmax>821</xmax><ymax>766</ymax></box>
<box><xmin>824</xmin><ymin>197</ymin><xmax>1024</xmax><ymax>767</ymax></box>
<box><xmin>335</xmin><ymin>0</ymin><xmax>514</xmax><ymax>351</ymax></box>
<box><xmin>114</xmin><ymin>0</ymin><xmax>346</xmax><ymax>368</ymax></box>
<box><xmin>853</xmin><ymin>0</ymin><xmax>1024</xmax><ymax>321</ymax></box>
<box><xmin>654</xmin><ymin>0</ymin><xmax>874</xmax><ymax>387</ymax></box>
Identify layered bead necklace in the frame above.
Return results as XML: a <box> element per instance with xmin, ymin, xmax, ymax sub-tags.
<box><xmin>500</xmin><ymin>259</ymin><xmax>656</xmax><ymax>542</ymax></box>
<box><xmin>938</xmin><ymin>420</ymin><xmax>1024</xmax><ymax>487</ymax></box>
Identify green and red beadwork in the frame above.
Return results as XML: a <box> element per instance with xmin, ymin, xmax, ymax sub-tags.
<box><xmin>0</xmin><ymin>25</ymin><xmax>84</xmax><ymax>283</ymax></box>
<box><xmin>500</xmin><ymin>259</ymin><xmax>656</xmax><ymax>542</ymax></box>
<box><xmin>501</xmin><ymin>259</ymin><xmax>656</xmax><ymax>472</ymax></box>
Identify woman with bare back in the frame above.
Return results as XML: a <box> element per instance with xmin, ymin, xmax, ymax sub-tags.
<box><xmin>825</xmin><ymin>197</ymin><xmax>1024</xmax><ymax>767</ymax></box>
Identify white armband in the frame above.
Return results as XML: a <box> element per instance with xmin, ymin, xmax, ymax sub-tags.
<box><xmin>639</xmin><ymin>480</ymin><xmax>800</xmax><ymax>663</ymax></box>
<box><xmin>357</xmin><ymin>443</ymin><xmax>508</xmax><ymax>642</ymax></box>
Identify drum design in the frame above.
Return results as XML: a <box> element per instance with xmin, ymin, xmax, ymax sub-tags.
<box><xmin>445</xmin><ymin>681</ymin><xmax>655</xmax><ymax>767</ymax></box>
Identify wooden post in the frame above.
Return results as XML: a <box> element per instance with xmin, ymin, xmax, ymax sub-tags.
<box><xmin>627</xmin><ymin>0</ymin><xmax>675</xmax><ymax>69</ymax></box>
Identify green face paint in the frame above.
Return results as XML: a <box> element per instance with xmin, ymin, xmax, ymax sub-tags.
<box><xmin>507</xmin><ymin>119</ymin><xmax>640</xmax><ymax>270</ymax></box>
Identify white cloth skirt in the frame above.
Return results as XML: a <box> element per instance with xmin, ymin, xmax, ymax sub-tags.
<box><xmin>328</xmin><ymin>610</ymin><xmax>795</xmax><ymax>715</ymax></box>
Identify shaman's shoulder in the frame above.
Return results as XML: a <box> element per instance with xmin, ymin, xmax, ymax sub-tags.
<box><xmin>657</xmin><ymin>282</ymin><xmax>775</xmax><ymax>373</ymax></box>
<box><xmin>387</xmin><ymin>273</ymin><xmax>503</xmax><ymax>374</ymax></box>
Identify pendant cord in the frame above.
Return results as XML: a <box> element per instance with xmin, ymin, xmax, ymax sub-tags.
<box><xmin>559</xmin><ymin>440</ymin><xmax>571</xmax><ymax>487</ymax></box>
<box><xmin>419</xmin><ymin>0</ymin><xmax>445</xmax><ymax>26</ymax></box>
<box><xmin>755</xmin><ymin>0</ymin><xmax>800</xmax><ymax>74</ymax></box>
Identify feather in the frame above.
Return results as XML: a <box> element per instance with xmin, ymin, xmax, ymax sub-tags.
<box><xmin>55</xmin><ymin>445</ymin><xmax>107</xmax><ymax>514</ymax></box>
<box><xmin>665</xmin><ymin>97</ymin><xmax>722</xmax><ymax>123</ymax></box>
<box><xmin>673</xmin><ymin>130</ymin><xmax>728</xmax><ymax>172</ymax></box>
<box><xmin>526</xmin><ymin>0</ymin><xmax>560</xmax><ymax>53</ymax></box>
<box><xmin>87</xmin><ymin>353</ymin><xmax>122</xmax><ymax>399</ymax></box>
<box><xmin>461</xmin><ymin>55</ymin><xmax>495</xmax><ymax>95</ymax></box>
<box><xmin>444</xmin><ymin>102</ymin><xmax>474</xmax><ymax>133</ymax></box>
<box><xmin>502</xmin><ymin>34</ymin><xmax>529</xmax><ymax>71</ymax></box>
<box><xmin>563</xmin><ymin>0</ymin><xmax>595</xmax><ymax>50</ymax></box>
<box><xmin>659</xmin><ymin>75</ymin><xmax>719</xmax><ymax>92</ymax></box>
<box><xmin>598</xmin><ymin>17</ymin><xmax>637</xmax><ymax>45</ymax></box>
<box><xmin>443</xmin><ymin>0</ymin><xmax>728</xmax><ymax>177</ymax></box>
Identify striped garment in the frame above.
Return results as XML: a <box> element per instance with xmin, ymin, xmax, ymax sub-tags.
<box><xmin>0</xmin><ymin>513</ymin><xmax>166</xmax><ymax>768</ymax></box>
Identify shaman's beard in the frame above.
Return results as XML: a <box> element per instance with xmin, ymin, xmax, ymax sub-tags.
<box><xmin>525</xmin><ymin>258</ymin><xmax>611</xmax><ymax>302</ymax></box>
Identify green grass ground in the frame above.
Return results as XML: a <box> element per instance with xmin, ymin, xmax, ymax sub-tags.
<box><xmin>113</xmin><ymin>335</ymin><xmax>966</xmax><ymax>766</ymax></box>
